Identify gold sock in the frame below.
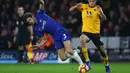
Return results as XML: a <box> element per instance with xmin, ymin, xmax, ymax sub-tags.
<box><xmin>104</xmin><ymin>56</ymin><xmax>109</xmax><ymax>65</ymax></box>
<box><xmin>82</xmin><ymin>48</ymin><xmax>89</xmax><ymax>62</ymax></box>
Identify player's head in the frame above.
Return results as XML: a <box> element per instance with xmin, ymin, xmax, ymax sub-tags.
<box><xmin>17</xmin><ymin>7</ymin><xmax>24</xmax><ymax>17</ymax></box>
<box><xmin>88</xmin><ymin>0</ymin><xmax>97</xmax><ymax>7</ymax></box>
<box><xmin>23</xmin><ymin>12</ymin><xmax>36</xmax><ymax>25</ymax></box>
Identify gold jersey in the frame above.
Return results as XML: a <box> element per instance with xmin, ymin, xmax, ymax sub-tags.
<box><xmin>77</xmin><ymin>4</ymin><xmax>102</xmax><ymax>34</ymax></box>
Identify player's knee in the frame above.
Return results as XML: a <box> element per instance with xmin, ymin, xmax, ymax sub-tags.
<box><xmin>80</xmin><ymin>35</ymin><xmax>89</xmax><ymax>47</ymax></box>
<box><xmin>80</xmin><ymin>35</ymin><xmax>89</xmax><ymax>43</ymax></box>
<box><xmin>97</xmin><ymin>41</ymin><xmax>104</xmax><ymax>49</ymax></box>
<box><xmin>60</xmin><ymin>56</ymin><xmax>67</xmax><ymax>61</ymax></box>
<box><xmin>100</xmin><ymin>41</ymin><xmax>104</xmax><ymax>45</ymax></box>
<box><xmin>67</xmin><ymin>50</ymin><xmax>74</xmax><ymax>56</ymax></box>
<box><xmin>61</xmin><ymin>58</ymin><xmax>67</xmax><ymax>61</ymax></box>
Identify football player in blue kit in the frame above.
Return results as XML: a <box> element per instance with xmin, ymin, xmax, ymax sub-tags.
<box><xmin>23</xmin><ymin>0</ymin><xmax>84</xmax><ymax>65</ymax></box>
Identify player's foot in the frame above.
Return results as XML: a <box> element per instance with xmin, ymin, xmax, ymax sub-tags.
<box><xmin>86</xmin><ymin>61</ymin><xmax>91</xmax><ymax>70</ymax></box>
<box><xmin>105</xmin><ymin>65</ymin><xmax>111</xmax><ymax>73</ymax></box>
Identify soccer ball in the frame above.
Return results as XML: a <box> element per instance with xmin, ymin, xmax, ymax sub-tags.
<box><xmin>78</xmin><ymin>64</ymin><xmax>89</xmax><ymax>73</ymax></box>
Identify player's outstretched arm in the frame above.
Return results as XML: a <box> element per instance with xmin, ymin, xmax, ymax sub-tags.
<box><xmin>100</xmin><ymin>10</ymin><xmax>107</xmax><ymax>20</ymax></box>
<box><xmin>69</xmin><ymin>3</ymin><xmax>82</xmax><ymax>12</ymax></box>
<box><xmin>31</xmin><ymin>36</ymin><xmax>47</xmax><ymax>49</ymax></box>
<box><xmin>39</xmin><ymin>0</ymin><xmax>44</xmax><ymax>10</ymax></box>
<box><xmin>97</xmin><ymin>6</ymin><xmax>107</xmax><ymax>20</ymax></box>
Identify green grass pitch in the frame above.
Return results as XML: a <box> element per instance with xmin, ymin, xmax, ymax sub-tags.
<box><xmin>0</xmin><ymin>62</ymin><xmax>130</xmax><ymax>73</ymax></box>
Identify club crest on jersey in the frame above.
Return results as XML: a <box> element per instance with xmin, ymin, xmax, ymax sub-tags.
<box><xmin>94</xmin><ymin>9</ymin><xmax>96</xmax><ymax>11</ymax></box>
<box><xmin>87</xmin><ymin>11</ymin><xmax>93</xmax><ymax>15</ymax></box>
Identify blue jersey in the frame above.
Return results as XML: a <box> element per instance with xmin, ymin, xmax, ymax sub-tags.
<box><xmin>34</xmin><ymin>9</ymin><xmax>71</xmax><ymax>50</ymax></box>
<box><xmin>34</xmin><ymin>9</ymin><xmax>62</xmax><ymax>37</ymax></box>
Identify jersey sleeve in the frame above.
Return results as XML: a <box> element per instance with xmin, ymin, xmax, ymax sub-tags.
<box><xmin>34</xmin><ymin>26</ymin><xmax>44</xmax><ymax>38</ymax></box>
<box><xmin>77</xmin><ymin>4</ymin><xmax>83</xmax><ymax>12</ymax></box>
<box><xmin>97</xmin><ymin>5</ymin><xmax>102</xmax><ymax>15</ymax></box>
<box><xmin>37</xmin><ymin>9</ymin><xmax>45</xmax><ymax>15</ymax></box>
<box><xmin>35</xmin><ymin>30</ymin><xmax>44</xmax><ymax>38</ymax></box>
<box><xmin>36</xmin><ymin>9</ymin><xmax>45</xmax><ymax>20</ymax></box>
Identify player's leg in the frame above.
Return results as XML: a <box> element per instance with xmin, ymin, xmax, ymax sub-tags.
<box><xmin>92</xmin><ymin>35</ymin><xmax>109</xmax><ymax>65</ymax></box>
<box><xmin>61</xmin><ymin>28</ymin><xmax>84</xmax><ymax>65</ymax></box>
<box><xmin>53</xmin><ymin>27</ymin><xmax>83</xmax><ymax>65</ymax></box>
<box><xmin>80</xmin><ymin>34</ymin><xmax>91</xmax><ymax>70</ymax></box>
<box><xmin>63</xmin><ymin>40</ymin><xmax>84</xmax><ymax>65</ymax></box>
<box><xmin>54</xmin><ymin>40</ymin><xmax>69</xmax><ymax>61</ymax></box>
<box><xmin>92</xmin><ymin>34</ymin><xmax>111</xmax><ymax>73</ymax></box>
<box><xmin>55</xmin><ymin>39</ymin><xmax>83</xmax><ymax>65</ymax></box>
<box><xmin>55</xmin><ymin>40</ymin><xmax>71</xmax><ymax>61</ymax></box>
<box><xmin>57</xmin><ymin>48</ymin><xmax>68</xmax><ymax>61</ymax></box>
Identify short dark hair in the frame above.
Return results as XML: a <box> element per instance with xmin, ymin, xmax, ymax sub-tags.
<box><xmin>23</xmin><ymin>12</ymin><xmax>33</xmax><ymax>24</ymax></box>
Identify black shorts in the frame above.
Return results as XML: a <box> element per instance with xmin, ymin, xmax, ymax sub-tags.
<box><xmin>16</xmin><ymin>33</ymin><xmax>30</xmax><ymax>46</ymax></box>
<box><xmin>82</xmin><ymin>32</ymin><xmax>103</xmax><ymax>46</ymax></box>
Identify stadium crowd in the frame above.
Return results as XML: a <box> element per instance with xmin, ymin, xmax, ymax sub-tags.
<box><xmin>0</xmin><ymin>0</ymin><xmax>130</xmax><ymax>50</ymax></box>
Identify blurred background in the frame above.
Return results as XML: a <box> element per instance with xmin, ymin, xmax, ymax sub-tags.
<box><xmin>0</xmin><ymin>0</ymin><xmax>130</xmax><ymax>64</ymax></box>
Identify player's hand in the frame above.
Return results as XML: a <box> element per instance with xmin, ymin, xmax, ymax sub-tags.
<box><xmin>76</xmin><ymin>3</ymin><xmax>83</xmax><ymax>8</ymax></box>
<box><xmin>97</xmin><ymin>5</ymin><xmax>106</xmax><ymax>20</ymax></box>
<box><xmin>97</xmin><ymin>5</ymin><xmax>102</xmax><ymax>13</ymax></box>
<box><xmin>31</xmin><ymin>45</ymin><xmax>40</xmax><ymax>49</ymax></box>
<box><xmin>39</xmin><ymin>0</ymin><xmax>44</xmax><ymax>4</ymax></box>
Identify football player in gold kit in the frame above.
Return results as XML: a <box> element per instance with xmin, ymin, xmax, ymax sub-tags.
<box><xmin>69</xmin><ymin>0</ymin><xmax>111</xmax><ymax>73</ymax></box>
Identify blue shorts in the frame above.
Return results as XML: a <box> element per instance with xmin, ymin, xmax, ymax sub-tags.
<box><xmin>53</xmin><ymin>27</ymin><xmax>71</xmax><ymax>50</ymax></box>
